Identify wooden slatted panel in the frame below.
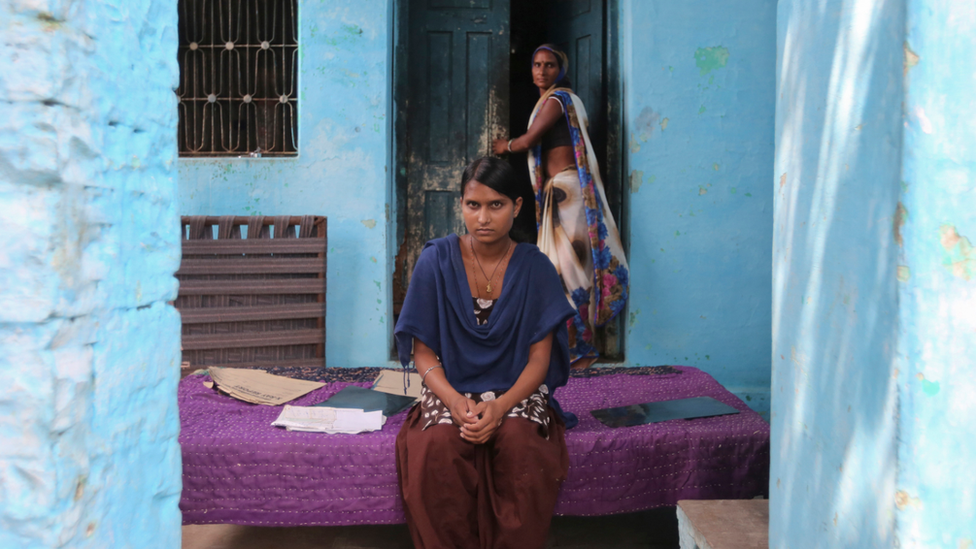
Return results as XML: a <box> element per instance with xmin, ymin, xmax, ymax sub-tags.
<box><xmin>182</xmin><ymin>240</ymin><xmax>325</xmax><ymax>255</ymax></box>
<box><xmin>179</xmin><ymin>303</ymin><xmax>326</xmax><ymax>324</ymax></box>
<box><xmin>178</xmin><ymin>279</ymin><xmax>326</xmax><ymax>296</ymax></box>
<box><xmin>177</xmin><ymin>258</ymin><xmax>326</xmax><ymax>276</ymax></box>
<box><xmin>176</xmin><ymin>215</ymin><xmax>327</xmax><ymax>371</ymax></box>
<box><xmin>182</xmin><ymin>329</ymin><xmax>323</xmax><ymax>351</ymax></box>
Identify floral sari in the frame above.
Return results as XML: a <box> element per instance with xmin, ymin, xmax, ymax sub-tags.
<box><xmin>528</xmin><ymin>87</ymin><xmax>629</xmax><ymax>363</ymax></box>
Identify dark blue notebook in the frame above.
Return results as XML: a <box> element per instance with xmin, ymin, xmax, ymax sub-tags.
<box><xmin>590</xmin><ymin>396</ymin><xmax>740</xmax><ymax>428</ymax></box>
<box><xmin>314</xmin><ymin>386</ymin><xmax>417</xmax><ymax>417</ymax></box>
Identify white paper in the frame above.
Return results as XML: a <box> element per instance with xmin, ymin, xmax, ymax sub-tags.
<box><xmin>271</xmin><ymin>405</ymin><xmax>386</xmax><ymax>434</ymax></box>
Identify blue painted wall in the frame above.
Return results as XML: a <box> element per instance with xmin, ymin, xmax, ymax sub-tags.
<box><xmin>178</xmin><ymin>1</ymin><xmax>777</xmax><ymax>414</ymax></box>
<box><xmin>0</xmin><ymin>1</ymin><xmax>182</xmax><ymax>547</ymax></box>
<box><xmin>897</xmin><ymin>2</ymin><xmax>976</xmax><ymax>546</ymax></box>
<box><xmin>619</xmin><ymin>0</ymin><xmax>777</xmax><ymax>414</ymax></box>
<box><xmin>770</xmin><ymin>0</ymin><xmax>907</xmax><ymax>545</ymax></box>
<box><xmin>772</xmin><ymin>0</ymin><xmax>976</xmax><ymax>546</ymax></box>
<box><xmin>179</xmin><ymin>0</ymin><xmax>395</xmax><ymax>367</ymax></box>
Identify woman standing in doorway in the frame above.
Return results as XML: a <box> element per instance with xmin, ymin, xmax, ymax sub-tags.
<box><xmin>493</xmin><ymin>44</ymin><xmax>629</xmax><ymax>367</ymax></box>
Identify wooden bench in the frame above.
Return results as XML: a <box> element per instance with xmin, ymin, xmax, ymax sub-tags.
<box><xmin>176</xmin><ymin>215</ymin><xmax>327</xmax><ymax>372</ymax></box>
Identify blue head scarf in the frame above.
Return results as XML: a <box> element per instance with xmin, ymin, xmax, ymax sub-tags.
<box><xmin>532</xmin><ymin>44</ymin><xmax>569</xmax><ymax>85</ymax></box>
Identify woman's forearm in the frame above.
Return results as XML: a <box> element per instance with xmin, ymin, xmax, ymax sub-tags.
<box><xmin>414</xmin><ymin>338</ymin><xmax>462</xmax><ymax>405</ymax></box>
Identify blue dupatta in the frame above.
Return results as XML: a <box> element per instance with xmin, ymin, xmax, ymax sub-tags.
<box><xmin>395</xmin><ymin>235</ymin><xmax>578</xmax><ymax>428</ymax></box>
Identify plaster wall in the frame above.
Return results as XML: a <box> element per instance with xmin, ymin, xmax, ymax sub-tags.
<box><xmin>770</xmin><ymin>0</ymin><xmax>911</xmax><ymax>545</ymax></box>
<box><xmin>179</xmin><ymin>1</ymin><xmax>777</xmax><ymax>415</ymax></box>
<box><xmin>896</xmin><ymin>2</ymin><xmax>976</xmax><ymax>546</ymax></box>
<box><xmin>178</xmin><ymin>0</ymin><xmax>394</xmax><ymax>367</ymax></box>
<box><xmin>0</xmin><ymin>1</ymin><xmax>182</xmax><ymax>547</ymax></box>
<box><xmin>619</xmin><ymin>0</ymin><xmax>777</xmax><ymax>414</ymax></box>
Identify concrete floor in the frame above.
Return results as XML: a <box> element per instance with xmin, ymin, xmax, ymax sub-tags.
<box><xmin>182</xmin><ymin>508</ymin><xmax>680</xmax><ymax>549</ymax></box>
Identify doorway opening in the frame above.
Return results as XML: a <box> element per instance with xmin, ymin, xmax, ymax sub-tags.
<box><xmin>392</xmin><ymin>0</ymin><xmax>625</xmax><ymax>361</ymax></box>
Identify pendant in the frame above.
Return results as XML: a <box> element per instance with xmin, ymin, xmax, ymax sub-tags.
<box><xmin>486</xmin><ymin>283</ymin><xmax>492</xmax><ymax>294</ymax></box>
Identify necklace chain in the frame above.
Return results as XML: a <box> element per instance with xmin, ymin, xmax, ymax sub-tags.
<box><xmin>469</xmin><ymin>236</ymin><xmax>512</xmax><ymax>297</ymax></box>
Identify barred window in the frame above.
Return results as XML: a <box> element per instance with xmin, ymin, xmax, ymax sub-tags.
<box><xmin>177</xmin><ymin>0</ymin><xmax>298</xmax><ymax>157</ymax></box>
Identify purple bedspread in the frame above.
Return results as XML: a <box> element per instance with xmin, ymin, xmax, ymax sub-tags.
<box><xmin>179</xmin><ymin>366</ymin><xmax>769</xmax><ymax>526</ymax></box>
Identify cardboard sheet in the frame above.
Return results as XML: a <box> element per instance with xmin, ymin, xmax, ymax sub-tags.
<box><xmin>371</xmin><ymin>369</ymin><xmax>422</xmax><ymax>399</ymax></box>
<box><xmin>206</xmin><ymin>367</ymin><xmax>325</xmax><ymax>406</ymax></box>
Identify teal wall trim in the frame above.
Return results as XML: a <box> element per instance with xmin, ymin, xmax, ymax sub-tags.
<box><xmin>0</xmin><ymin>1</ymin><xmax>182</xmax><ymax>546</ymax></box>
<box><xmin>619</xmin><ymin>0</ymin><xmax>777</xmax><ymax>415</ymax></box>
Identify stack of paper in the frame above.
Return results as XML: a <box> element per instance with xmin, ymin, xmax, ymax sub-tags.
<box><xmin>206</xmin><ymin>367</ymin><xmax>325</xmax><ymax>406</ymax></box>
<box><xmin>272</xmin><ymin>405</ymin><xmax>386</xmax><ymax>434</ymax></box>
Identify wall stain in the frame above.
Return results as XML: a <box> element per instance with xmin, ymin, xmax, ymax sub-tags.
<box><xmin>914</xmin><ymin>106</ymin><xmax>933</xmax><ymax>134</ymax></box>
<box><xmin>916</xmin><ymin>373</ymin><xmax>940</xmax><ymax>396</ymax></box>
<box><xmin>904</xmin><ymin>42</ymin><xmax>919</xmax><ymax>76</ymax></box>
<box><xmin>894</xmin><ymin>202</ymin><xmax>908</xmax><ymax>246</ymax></box>
<box><xmin>630</xmin><ymin>170</ymin><xmax>644</xmax><ymax>194</ymax></box>
<box><xmin>694</xmin><ymin>46</ymin><xmax>730</xmax><ymax>75</ymax></box>
<box><xmin>634</xmin><ymin>107</ymin><xmax>660</xmax><ymax>141</ymax></box>
<box><xmin>894</xmin><ymin>490</ymin><xmax>922</xmax><ymax>510</ymax></box>
<box><xmin>629</xmin><ymin>309</ymin><xmax>640</xmax><ymax>327</ymax></box>
<box><xmin>629</xmin><ymin>133</ymin><xmax>641</xmax><ymax>153</ymax></box>
<box><xmin>660</xmin><ymin>117</ymin><xmax>669</xmax><ymax>131</ymax></box>
<box><xmin>897</xmin><ymin>265</ymin><xmax>910</xmax><ymax>282</ymax></box>
<box><xmin>939</xmin><ymin>225</ymin><xmax>975</xmax><ymax>280</ymax></box>
<box><xmin>361</xmin><ymin>219</ymin><xmax>377</xmax><ymax>229</ymax></box>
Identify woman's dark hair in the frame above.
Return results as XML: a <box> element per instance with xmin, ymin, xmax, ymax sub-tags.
<box><xmin>460</xmin><ymin>157</ymin><xmax>532</xmax><ymax>243</ymax></box>
<box><xmin>533</xmin><ymin>44</ymin><xmax>572</xmax><ymax>89</ymax></box>
<box><xmin>461</xmin><ymin>157</ymin><xmax>520</xmax><ymax>201</ymax></box>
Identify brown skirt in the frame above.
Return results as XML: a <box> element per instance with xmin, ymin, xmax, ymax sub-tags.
<box><xmin>395</xmin><ymin>404</ymin><xmax>569</xmax><ymax>549</ymax></box>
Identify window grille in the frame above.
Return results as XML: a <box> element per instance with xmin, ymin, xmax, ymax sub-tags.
<box><xmin>177</xmin><ymin>0</ymin><xmax>298</xmax><ymax>157</ymax></box>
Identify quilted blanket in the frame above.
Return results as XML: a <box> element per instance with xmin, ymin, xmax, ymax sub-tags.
<box><xmin>179</xmin><ymin>366</ymin><xmax>769</xmax><ymax>526</ymax></box>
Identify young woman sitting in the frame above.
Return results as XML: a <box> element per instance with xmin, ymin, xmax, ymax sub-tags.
<box><xmin>394</xmin><ymin>157</ymin><xmax>578</xmax><ymax>549</ymax></box>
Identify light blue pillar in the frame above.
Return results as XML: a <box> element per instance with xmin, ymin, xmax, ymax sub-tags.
<box><xmin>0</xmin><ymin>1</ymin><xmax>182</xmax><ymax>547</ymax></box>
<box><xmin>897</xmin><ymin>2</ymin><xmax>976</xmax><ymax>546</ymax></box>
<box><xmin>772</xmin><ymin>0</ymin><xmax>976</xmax><ymax>547</ymax></box>
<box><xmin>770</xmin><ymin>0</ymin><xmax>905</xmax><ymax>545</ymax></box>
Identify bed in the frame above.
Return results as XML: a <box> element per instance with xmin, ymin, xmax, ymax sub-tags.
<box><xmin>179</xmin><ymin>365</ymin><xmax>769</xmax><ymax>526</ymax></box>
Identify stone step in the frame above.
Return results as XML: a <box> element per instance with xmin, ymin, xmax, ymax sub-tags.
<box><xmin>677</xmin><ymin>499</ymin><xmax>768</xmax><ymax>549</ymax></box>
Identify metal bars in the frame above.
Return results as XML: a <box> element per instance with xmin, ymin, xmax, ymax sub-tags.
<box><xmin>177</xmin><ymin>0</ymin><xmax>299</xmax><ymax>157</ymax></box>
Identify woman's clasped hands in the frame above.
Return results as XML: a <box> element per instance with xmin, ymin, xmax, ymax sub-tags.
<box><xmin>449</xmin><ymin>394</ymin><xmax>506</xmax><ymax>444</ymax></box>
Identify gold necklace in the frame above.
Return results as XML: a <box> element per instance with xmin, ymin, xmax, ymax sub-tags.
<box><xmin>469</xmin><ymin>236</ymin><xmax>512</xmax><ymax>296</ymax></box>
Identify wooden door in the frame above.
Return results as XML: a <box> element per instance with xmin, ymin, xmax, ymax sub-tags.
<box><xmin>398</xmin><ymin>0</ymin><xmax>511</xmax><ymax>294</ymax></box>
<box><xmin>547</xmin><ymin>0</ymin><xmax>606</xmax><ymax>170</ymax></box>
